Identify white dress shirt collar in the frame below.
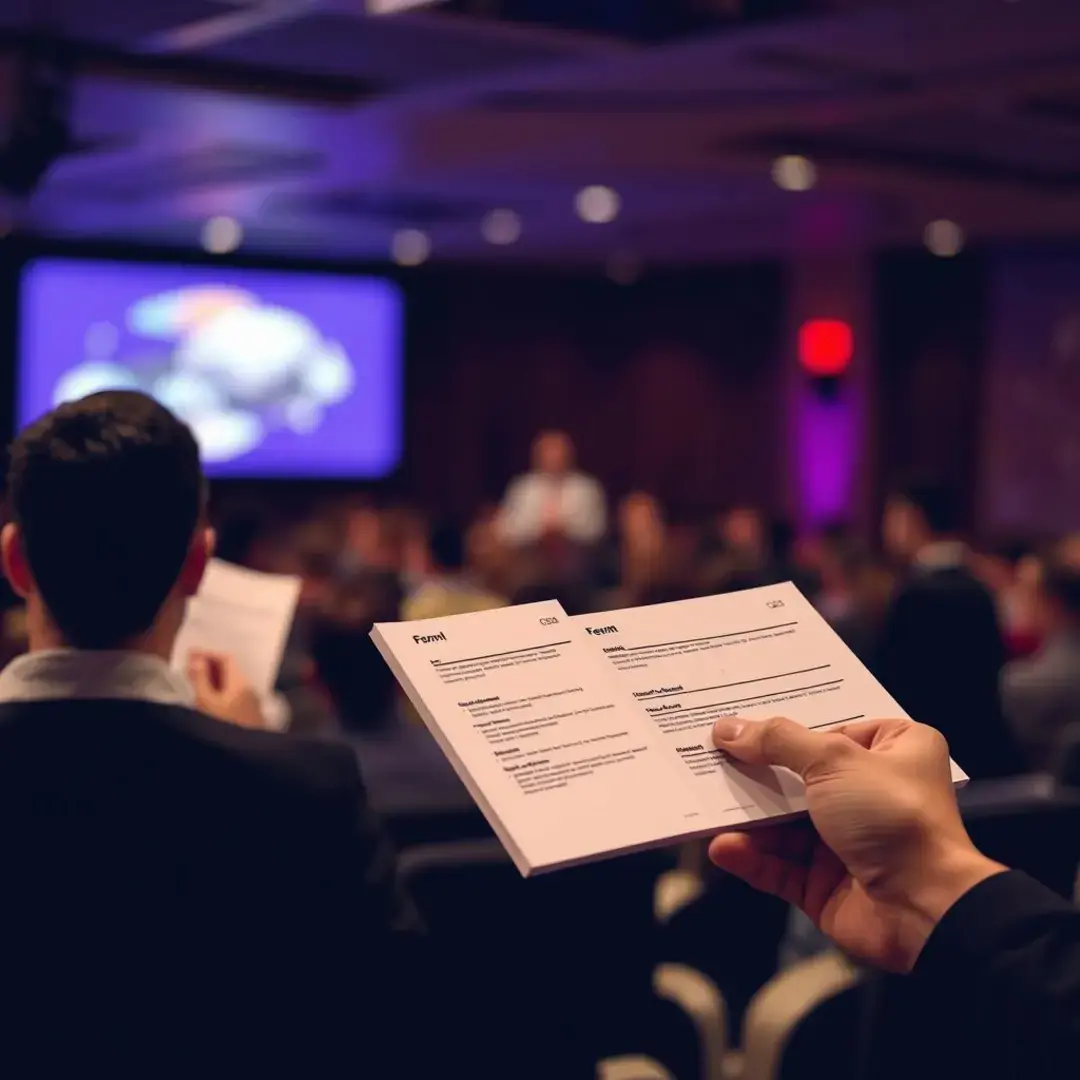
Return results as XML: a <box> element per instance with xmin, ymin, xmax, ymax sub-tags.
<box><xmin>914</xmin><ymin>540</ymin><xmax>967</xmax><ymax>572</ymax></box>
<box><xmin>0</xmin><ymin>649</ymin><xmax>194</xmax><ymax>707</ymax></box>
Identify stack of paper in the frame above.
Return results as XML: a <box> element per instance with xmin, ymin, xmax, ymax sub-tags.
<box><xmin>373</xmin><ymin>582</ymin><xmax>965</xmax><ymax>875</ymax></box>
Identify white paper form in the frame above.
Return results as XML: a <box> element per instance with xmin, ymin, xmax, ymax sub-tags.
<box><xmin>372</xmin><ymin>601</ymin><xmax>700</xmax><ymax>874</ymax></box>
<box><xmin>171</xmin><ymin>559</ymin><xmax>302</xmax><ymax>702</ymax></box>
<box><xmin>574</xmin><ymin>582</ymin><xmax>966</xmax><ymax>831</ymax></box>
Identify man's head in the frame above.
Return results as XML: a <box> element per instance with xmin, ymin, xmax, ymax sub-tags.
<box><xmin>882</xmin><ymin>482</ymin><xmax>961</xmax><ymax>562</ymax></box>
<box><xmin>720</xmin><ymin>506</ymin><xmax>765</xmax><ymax>560</ymax></box>
<box><xmin>310</xmin><ymin>570</ymin><xmax>402</xmax><ymax>733</ymax></box>
<box><xmin>619</xmin><ymin>492</ymin><xmax>663</xmax><ymax>539</ymax></box>
<box><xmin>429</xmin><ymin>522</ymin><xmax>466</xmax><ymax>574</ymax></box>
<box><xmin>3</xmin><ymin>391</ymin><xmax>212</xmax><ymax>653</ymax></box>
<box><xmin>531</xmin><ymin>430</ymin><xmax>575</xmax><ymax>476</ymax></box>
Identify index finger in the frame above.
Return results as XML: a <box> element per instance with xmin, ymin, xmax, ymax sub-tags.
<box><xmin>708</xmin><ymin>825</ymin><xmax>815</xmax><ymax>908</ymax></box>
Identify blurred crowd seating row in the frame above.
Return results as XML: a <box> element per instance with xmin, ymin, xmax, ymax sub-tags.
<box><xmin>393</xmin><ymin>755</ymin><xmax>1080</xmax><ymax>1080</ymax></box>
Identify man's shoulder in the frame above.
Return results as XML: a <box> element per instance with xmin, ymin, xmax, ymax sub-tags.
<box><xmin>1004</xmin><ymin>643</ymin><xmax>1080</xmax><ymax>697</ymax></box>
<box><xmin>0</xmin><ymin>698</ymin><xmax>360</xmax><ymax>801</ymax></box>
<box><xmin>1002</xmin><ymin>654</ymin><xmax>1049</xmax><ymax>696</ymax></box>
<box><xmin>169</xmin><ymin>704</ymin><xmax>359</xmax><ymax>791</ymax></box>
<box><xmin>900</xmin><ymin>565</ymin><xmax>994</xmax><ymax>603</ymax></box>
<box><xmin>572</xmin><ymin>471</ymin><xmax>603</xmax><ymax>492</ymax></box>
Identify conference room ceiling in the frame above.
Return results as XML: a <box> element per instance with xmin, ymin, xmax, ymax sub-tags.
<box><xmin>0</xmin><ymin>0</ymin><xmax>1078</xmax><ymax>265</ymax></box>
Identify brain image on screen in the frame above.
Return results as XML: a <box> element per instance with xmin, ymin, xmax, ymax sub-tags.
<box><xmin>51</xmin><ymin>286</ymin><xmax>355</xmax><ymax>464</ymax></box>
<box><xmin>20</xmin><ymin>260</ymin><xmax>402</xmax><ymax>478</ymax></box>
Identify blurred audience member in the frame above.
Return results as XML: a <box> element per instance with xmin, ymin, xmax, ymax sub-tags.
<box><xmin>291</xmin><ymin>513</ymin><xmax>346</xmax><ymax>609</ymax></box>
<box><xmin>613</xmin><ymin>491</ymin><xmax>668</xmax><ymax>607</ymax></box>
<box><xmin>877</xmin><ymin>482</ymin><xmax>1020</xmax><ymax>778</ymax></box>
<box><xmin>794</xmin><ymin>520</ymin><xmax>849</xmax><ymax>578</ymax></box>
<box><xmin>973</xmin><ymin>540</ymin><xmax>1044</xmax><ymax>659</ymax></box>
<box><xmin>403</xmin><ymin>522</ymin><xmax>507</xmax><ymax>622</ymax></box>
<box><xmin>704</xmin><ymin>514</ymin><xmax>818</xmax><ymax>599</ymax></box>
<box><xmin>719</xmin><ymin>505</ymin><xmax>767</xmax><ymax>569</ymax></box>
<box><xmin>386</xmin><ymin>504</ymin><xmax>431</xmax><ymax>591</ymax></box>
<box><xmin>814</xmin><ymin>533</ymin><xmax>877</xmax><ymax>660</ymax></box>
<box><xmin>466</xmin><ymin>505</ymin><xmax>516</xmax><ymax>596</ymax></box>
<box><xmin>497</xmin><ymin>429</ymin><xmax>607</xmax><ymax>548</ymax></box>
<box><xmin>763</xmin><ymin>517</ymin><xmax>821</xmax><ymax>595</ymax></box>
<box><xmin>1057</xmin><ymin>532</ymin><xmax>1080</xmax><ymax>567</ymax></box>
<box><xmin>696</xmin><ymin>506</ymin><xmax>786</xmax><ymax>597</ymax></box>
<box><xmin>340</xmin><ymin>496</ymin><xmax>396</xmax><ymax>574</ymax></box>
<box><xmin>511</xmin><ymin>580</ymin><xmax>596</xmax><ymax>618</ymax></box>
<box><xmin>313</xmin><ymin>572</ymin><xmax>471</xmax><ymax>816</ymax></box>
<box><xmin>692</xmin><ymin>533</ymin><xmax>739</xmax><ymax>597</ymax></box>
<box><xmin>1002</xmin><ymin>556</ymin><xmax>1080</xmax><ymax>772</ymax></box>
<box><xmin>0</xmin><ymin>391</ymin><xmax>422</xmax><ymax>1074</ymax></box>
<box><xmin>212</xmin><ymin>507</ymin><xmax>338</xmax><ymax>737</ymax></box>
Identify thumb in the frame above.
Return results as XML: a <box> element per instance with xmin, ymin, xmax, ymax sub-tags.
<box><xmin>713</xmin><ymin>716</ymin><xmax>842</xmax><ymax>779</ymax></box>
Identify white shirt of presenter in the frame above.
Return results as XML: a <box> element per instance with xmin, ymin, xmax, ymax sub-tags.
<box><xmin>497</xmin><ymin>430</ymin><xmax>607</xmax><ymax>547</ymax></box>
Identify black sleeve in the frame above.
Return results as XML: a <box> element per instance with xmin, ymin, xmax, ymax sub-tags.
<box><xmin>914</xmin><ymin>870</ymin><xmax>1080</xmax><ymax>1079</ymax></box>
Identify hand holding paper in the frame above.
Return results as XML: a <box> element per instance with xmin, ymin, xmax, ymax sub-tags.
<box><xmin>187</xmin><ymin>650</ymin><xmax>267</xmax><ymax>729</ymax></box>
<box><xmin>172</xmin><ymin>559</ymin><xmax>302</xmax><ymax>731</ymax></box>
<box><xmin>709</xmin><ymin>715</ymin><xmax>1001</xmax><ymax>972</ymax></box>
<box><xmin>372</xmin><ymin>582</ymin><xmax>967</xmax><ymax>875</ymax></box>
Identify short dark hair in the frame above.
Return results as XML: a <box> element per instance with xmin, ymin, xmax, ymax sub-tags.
<box><xmin>429</xmin><ymin>522</ymin><xmax>465</xmax><ymax>571</ymax></box>
<box><xmin>7</xmin><ymin>391</ymin><xmax>205</xmax><ymax>648</ymax></box>
<box><xmin>1044</xmin><ymin>559</ymin><xmax>1080</xmax><ymax>619</ymax></box>
<box><xmin>896</xmin><ymin>482</ymin><xmax>962</xmax><ymax>536</ymax></box>
<box><xmin>310</xmin><ymin>570</ymin><xmax>402</xmax><ymax>732</ymax></box>
<box><xmin>988</xmin><ymin>538</ymin><xmax>1034</xmax><ymax>567</ymax></box>
<box><xmin>768</xmin><ymin>518</ymin><xmax>796</xmax><ymax>563</ymax></box>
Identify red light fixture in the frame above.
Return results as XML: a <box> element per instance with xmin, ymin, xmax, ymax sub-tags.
<box><xmin>799</xmin><ymin>319</ymin><xmax>854</xmax><ymax>378</ymax></box>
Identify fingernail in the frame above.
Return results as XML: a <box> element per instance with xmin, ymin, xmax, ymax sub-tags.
<box><xmin>713</xmin><ymin>718</ymin><xmax>746</xmax><ymax>743</ymax></box>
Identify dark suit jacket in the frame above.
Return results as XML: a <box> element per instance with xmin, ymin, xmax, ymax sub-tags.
<box><xmin>867</xmin><ymin>871</ymin><xmax>1080</xmax><ymax>1080</ymax></box>
<box><xmin>0</xmin><ymin>699</ymin><xmax>422</xmax><ymax>1077</ymax></box>
<box><xmin>876</xmin><ymin>565</ymin><xmax>1022</xmax><ymax>778</ymax></box>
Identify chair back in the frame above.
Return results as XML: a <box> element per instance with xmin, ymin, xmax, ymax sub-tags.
<box><xmin>398</xmin><ymin>840</ymin><xmax>670</xmax><ymax>1078</ymax></box>
<box><xmin>739</xmin><ymin>952</ymin><xmax>862</xmax><ymax>1080</ymax></box>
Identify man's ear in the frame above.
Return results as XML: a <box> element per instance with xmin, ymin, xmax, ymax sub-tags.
<box><xmin>178</xmin><ymin>526</ymin><xmax>215</xmax><ymax>598</ymax></box>
<box><xmin>0</xmin><ymin>523</ymin><xmax>33</xmax><ymax>600</ymax></box>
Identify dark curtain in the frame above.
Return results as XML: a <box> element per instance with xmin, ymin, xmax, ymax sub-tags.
<box><xmin>874</xmin><ymin>251</ymin><xmax>988</xmax><ymax>530</ymax></box>
<box><xmin>403</xmin><ymin>266</ymin><xmax>784</xmax><ymax>521</ymax></box>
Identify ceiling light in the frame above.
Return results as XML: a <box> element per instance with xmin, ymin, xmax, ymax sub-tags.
<box><xmin>367</xmin><ymin>0</ymin><xmax>447</xmax><ymax>12</ymax></box>
<box><xmin>772</xmin><ymin>155</ymin><xmax>817</xmax><ymax>192</ymax></box>
<box><xmin>201</xmin><ymin>216</ymin><xmax>242</xmax><ymax>254</ymax></box>
<box><xmin>481</xmin><ymin>208</ymin><xmax>522</xmax><ymax>246</ymax></box>
<box><xmin>392</xmin><ymin>228</ymin><xmax>431</xmax><ymax>267</ymax></box>
<box><xmin>924</xmin><ymin>219</ymin><xmax>964</xmax><ymax>257</ymax></box>
<box><xmin>576</xmin><ymin>185</ymin><xmax>621</xmax><ymax>225</ymax></box>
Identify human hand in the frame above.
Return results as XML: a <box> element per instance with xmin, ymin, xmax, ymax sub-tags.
<box><xmin>188</xmin><ymin>650</ymin><xmax>267</xmax><ymax>730</ymax></box>
<box><xmin>708</xmin><ymin>717</ymin><xmax>1005</xmax><ymax>972</ymax></box>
